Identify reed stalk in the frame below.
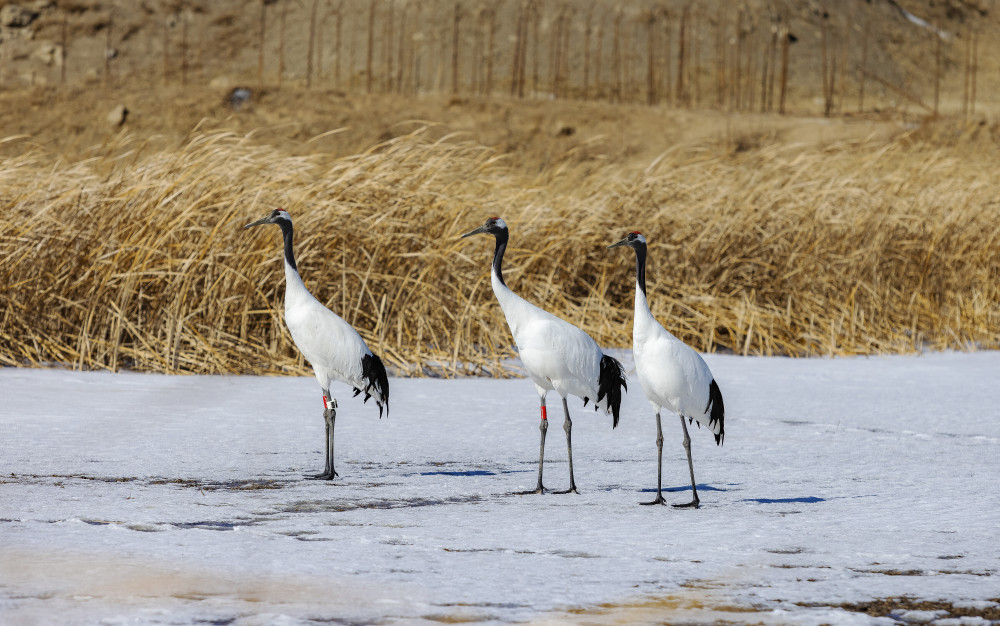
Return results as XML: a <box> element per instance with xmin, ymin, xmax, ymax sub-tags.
<box><xmin>3</xmin><ymin>124</ymin><xmax>996</xmax><ymax>376</ymax></box>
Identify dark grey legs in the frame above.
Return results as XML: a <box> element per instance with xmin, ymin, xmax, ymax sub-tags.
<box><xmin>518</xmin><ymin>398</ymin><xmax>549</xmax><ymax>494</ymax></box>
<box><xmin>642</xmin><ymin>412</ymin><xmax>700</xmax><ymax>507</ymax></box>
<box><xmin>519</xmin><ymin>396</ymin><xmax>580</xmax><ymax>495</ymax></box>
<box><xmin>552</xmin><ymin>398</ymin><xmax>578</xmax><ymax>494</ymax></box>
<box><xmin>673</xmin><ymin>415</ymin><xmax>700</xmax><ymax>508</ymax></box>
<box><xmin>641</xmin><ymin>411</ymin><xmax>666</xmax><ymax>505</ymax></box>
<box><xmin>325</xmin><ymin>400</ymin><xmax>338</xmax><ymax>479</ymax></box>
<box><xmin>307</xmin><ymin>393</ymin><xmax>338</xmax><ymax>480</ymax></box>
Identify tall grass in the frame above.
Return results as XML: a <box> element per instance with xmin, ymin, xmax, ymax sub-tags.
<box><xmin>1</xmin><ymin>125</ymin><xmax>998</xmax><ymax>376</ymax></box>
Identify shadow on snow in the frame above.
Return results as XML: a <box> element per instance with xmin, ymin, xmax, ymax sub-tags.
<box><xmin>639</xmin><ymin>484</ymin><xmax>731</xmax><ymax>493</ymax></box>
<box><xmin>741</xmin><ymin>496</ymin><xmax>826</xmax><ymax>504</ymax></box>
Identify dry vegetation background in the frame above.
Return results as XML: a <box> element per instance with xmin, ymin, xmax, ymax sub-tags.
<box><xmin>1</xmin><ymin>0</ymin><xmax>999</xmax><ymax>376</ymax></box>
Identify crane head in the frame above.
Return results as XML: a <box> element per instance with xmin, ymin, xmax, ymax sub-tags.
<box><xmin>460</xmin><ymin>216</ymin><xmax>508</xmax><ymax>239</ymax></box>
<box><xmin>608</xmin><ymin>231</ymin><xmax>647</xmax><ymax>250</ymax></box>
<box><xmin>244</xmin><ymin>208</ymin><xmax>291</xmax><ymax>229</ymax></box>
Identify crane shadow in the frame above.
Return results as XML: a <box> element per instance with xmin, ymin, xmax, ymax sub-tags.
<box><xmin>741</xmin><ymin>496</ymin><xmax>826</xmax><ymax>504</ymax></box>
<box><xmin>402</xmin><ymin>467</ymin><xmax>533</xmax><ymax>478</ymax></box>
<box><xmin>639</xmin><ymin>484</ymin><xmax>731</xmax><ymax>494</ymax></box>
<box><xmin>418</xmin><ymin>470</ymin><xmax>497</xmax><ymax>477</ymax></box>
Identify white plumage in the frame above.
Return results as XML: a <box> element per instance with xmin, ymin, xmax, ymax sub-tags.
<box><xmin>283</xmin><ymin>266</ymin><xmax>370</xmax><ymax>394</ymax></box>
<box><xmin>610</xmin><ymin>231</ymin><xmax>724</xmax><ymax>508</ymax></box>
<box><xmin>463</xmin><ymin>217</ymin><xmax>627</xmax><ymax>494</ymax></box>
<box><xmin>245</xmin><ymin>208</ymin><xmax>388</xmax><ymax>480</ymax></box>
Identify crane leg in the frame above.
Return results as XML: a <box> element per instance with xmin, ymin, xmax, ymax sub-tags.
<box><xmin>673</xmin><ymin>415</ymin><xmax>700</xmax><ymax>508</ymax></box>
<box><xmin>641</xmin><ymin>411</ymin><xmax>666</xmax><ymax>505</ymax></box>
<box><xmin>517</xmin><ymin>399</ymin><xmax>548</xmax><ymax>494</ymax></box>
<box><xmin>553</xmin><ymin>397</ymin><xmax>579</xmax><ymax>494</ymax></box>
<box><xmin>307</xmin><ymin>394</ymin><xmax>339</xmax><ymax>480</ymax></box>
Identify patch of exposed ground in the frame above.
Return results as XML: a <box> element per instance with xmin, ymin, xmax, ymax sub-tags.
<box><xmin>808</xmin><ymin>597</ymin><xmax>1000</xmax><ymax>621</ymax></box>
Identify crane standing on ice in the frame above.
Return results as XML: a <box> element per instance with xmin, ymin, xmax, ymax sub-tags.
<box><xmin>244</xmin><ymin>208</ymin><xmax>389</xmax><ymax>480</ymax></box>
<box><xmin>462</xmin><ymin>217</ymin><xmax>627</xmax><ymax>494</ymax></box>
<box><xmin>609</xmin><ymin>231</ymin><xmax>724</xmax><ymax>508</ymax></box>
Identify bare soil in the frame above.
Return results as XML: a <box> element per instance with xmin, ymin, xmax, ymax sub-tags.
<box><xmin>1</xmin><ymin>0</ymin><xmax>998</xmax><ymax>163</ymax></box>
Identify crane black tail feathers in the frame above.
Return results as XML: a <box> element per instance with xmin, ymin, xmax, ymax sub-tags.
<box><xmin>358</xmin><ymin>353</ymin><xmax>390</xmax><ymax>418</ymax></box>
<box><xmin>597</xmin><ymin>354</ymin><xmax>627</xmax><ymax>429</ymax></box>
<box><xmin>706</xmin><ymin>378</ymin><xmax>725</xmax><ymax>446</ymax></box>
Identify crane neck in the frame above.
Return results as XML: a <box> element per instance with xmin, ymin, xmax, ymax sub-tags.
<box><xmin>491</xmin><ymin>229</ymin><xmax>509</xmax><ymax>288</ymax></box>
<box><xmin>631</xmin><ymin>242</ymin><xmax>658</xmax><ymax>334</ymax></box>
<box><xmin>633</xmin><ymin>242</ymin><xmax>647</xmax><ymax>298</ymax></box>
<box><xmin>277</xmin><ymin>219</ymin><xmax>297</xmax><ymax>272</ymax></box>
<box><xmin>277</xmin><ymin>219</ymin><xmax>313</xmax><ymax>311</ymax></box>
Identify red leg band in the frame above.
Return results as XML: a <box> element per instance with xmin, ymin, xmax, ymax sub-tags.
<box><xmin>322</xmin><ymin>395</ymin><xmax>328</xmax><ymax>408</ymax></box>
<box><xmin>540</xmin><ymin>405</ymin><xmax>547</xmax><ymax>420</ymax></box>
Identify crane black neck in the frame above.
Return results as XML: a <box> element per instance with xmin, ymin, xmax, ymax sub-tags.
<box><xmin>491</xmin><ymin>228</ymin><xmax>509</xmax><ymax>288</ymax></box>
<box><xmin>277</xmin><ymin>219</ymin><xmax>297</xmax><ymax>272</ymax></box>
<box><xmin>633</xmin><ymin>241</ymin><xmax>647</xmax><ymax>297</ymax></box>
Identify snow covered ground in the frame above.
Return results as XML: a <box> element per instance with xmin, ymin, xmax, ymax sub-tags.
<box><xmin>1</xmin><ymin>352</ymin><xmax>998</xmax><ymax>625</ymax></box>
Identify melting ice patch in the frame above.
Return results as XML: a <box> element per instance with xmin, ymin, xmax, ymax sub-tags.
<box><xmin>1</xmin><ymin>351</ymin><xmax>999</xmax><ymax>624</ymax></box>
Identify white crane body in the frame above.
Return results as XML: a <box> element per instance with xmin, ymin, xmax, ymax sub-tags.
<box><xmin>283</xmin><ymin>260</ymin><xmax>372</xmax><ymax>396</ymax></box>
<box><xmin>632</xmin><ymin>284</ymin><xmax>718</xmax><ymax>436</ymax></box>
<box><xmin>491</xmin><ymin>271</ymin><xmax>607</xmax><ymax>410</ymax></box>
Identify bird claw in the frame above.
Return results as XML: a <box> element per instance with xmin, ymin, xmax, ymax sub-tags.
<box><xmin>305</xmin><ymin>471</ymin><xmax>338</xmax><ymax>480</ymax></box>
<box><xmin>640</xmin><ymin>495</ymin><xmax>667</xmax><ymax>505</ymax></box>
<box><xmin>672</xmin><ymin>499</ymin><xmax>700</xmax><ymax>509</ymax></box>
<box><xmin>552</xmin><ymin>486</ymin><xmax>579</xmax><ymax>494</ymax></box>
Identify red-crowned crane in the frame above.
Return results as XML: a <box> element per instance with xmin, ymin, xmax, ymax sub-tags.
<box><xmin>609</xmin><ymin>231</ymin><xmax>724</xmax><ymax>508</ymax></box>
<box><xmin>462</xmin><ymin>217</ymin><xmax>627</xmax><ymax>494</ymax></box>
<box><xmin>244</xmin><ymin>208</ymin><xmax>388</xmax><ymax>480</ymax></box>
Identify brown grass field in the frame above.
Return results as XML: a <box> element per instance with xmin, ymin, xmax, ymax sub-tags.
<box><xmin>1</xmin><ymin>0</ymin><xmax>999</xmax><ymax>376</ymax></box>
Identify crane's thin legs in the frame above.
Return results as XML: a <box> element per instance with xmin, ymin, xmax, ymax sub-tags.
<box><xmin>307</xmin><ymin>394</ymin><xmax>339</xmax><ymax>480</ymax></box>
<box><xmin>326</xmin><ymin>400</ymin><xmax>338</xmax><ymax>479</ymax></box>
<box><xmin>518</xmin><ymin>400</ymin><xmax>548</xmax><ymax>494</ymax></box>
<box><xmin>673</xmin><ymin>416</ymin><xmax>700</xmax><ymax>508</ymax></box>
<box><xmin>641</xmin><ymin>411</ymin><xmax>666</xmax><ymax>505</ymax></box>
<box><xmin>553</xmin><ymin>398</ymin><xmax>578</xmax><ymax>494</ymax></box>
<box><xmin>322</xmin><ymin>417</ymin><xmax>331</xmax><ymax>472</ymax></box>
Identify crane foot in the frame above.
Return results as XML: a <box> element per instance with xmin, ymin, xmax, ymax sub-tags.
<box><xmin>305</xmin><ymin>471</ymin><xmax>339</xmax><ymax>480</ymax></box>
<box><xmin>672</xmin><ymin>499</ymin><xmax>700</xmax><ymax>509</ymax></box>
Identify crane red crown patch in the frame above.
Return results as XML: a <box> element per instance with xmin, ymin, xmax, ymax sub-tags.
<box><xmin>277</xmin><ymin>208</ymin><xmax>288</xmax><ymax>213</ymax></box>
<box><xmin>630</xmin><ymin>230</ymin><xmax>642</xmax><ymax>235</ymax></box>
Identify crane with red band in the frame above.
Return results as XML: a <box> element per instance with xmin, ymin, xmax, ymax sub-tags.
<box><xmin>462</xmin><ymin>217</ymin><xmax>627</xmax><ymax>494</ymax></box>
<box><xmin>245</xmin><ymin>208</ymin><xmax>389</xmax><ymax>480</ymax></box>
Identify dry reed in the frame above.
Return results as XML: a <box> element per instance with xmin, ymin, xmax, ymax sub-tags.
<box><xmin>1</xmin><ymin>125</ymin><xmax>998</xmax><ymax>377</ymax></box>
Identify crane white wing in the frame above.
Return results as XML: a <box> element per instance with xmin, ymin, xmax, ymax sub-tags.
<box><xmin>283</xmin><ymin>272</ymin><xmax>371</xmax><ymax>389</ymax></box>
<box><xmin>634</xmin><ymin>322</ymin><xmax>714</xmax><ymax>426</ymax></box>
<box><xmin>516</xmin><ymin>315</ymin><xmax>601</xmax><ymax>401</ymax></box>
<box><xmin>492</xmin><ymin>273</ymin><xmax>601</xmax><ymax>401</ymax></box>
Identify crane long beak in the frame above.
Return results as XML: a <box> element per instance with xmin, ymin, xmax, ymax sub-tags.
<box><xmin>244</xmin><ymin>216</ymin><xmax>271</xmax><ymax>229</ymax></box>
<box><xmin>607</xmin><ymin>237</ymin><xmax>629</xmax><ymax>249</ymax></box>
<box><xmin>460</xmin><ymin>224</ymin><xmax>490</xmax><ymax>239</ymax></box>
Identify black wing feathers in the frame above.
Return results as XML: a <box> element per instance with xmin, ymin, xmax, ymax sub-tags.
<box><xmin>360</xmin><ymin>353</ymin><xmax>390</xmax><ymax>418</ymax></box>
<box><xmin>596</xmin><ymin>354</ymin><xmax>628</xmax><ymax>429</ymax></box>
<box><xmin>705</xmin><ymin>378</ymin><xmax>725</xmax><ymax>446</ymax></box>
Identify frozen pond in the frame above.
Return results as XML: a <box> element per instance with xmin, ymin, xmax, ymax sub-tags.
<box><xmin>1</xmin><ymin>352</ymin><xmax>998</xmax><ymax>624</ymax></box>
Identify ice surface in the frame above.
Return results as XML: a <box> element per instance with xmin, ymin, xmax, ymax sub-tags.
<box><xmin>1</xmin><ymin>352</ymin><xmax>998</xmax><ymax>624</ymax></box>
